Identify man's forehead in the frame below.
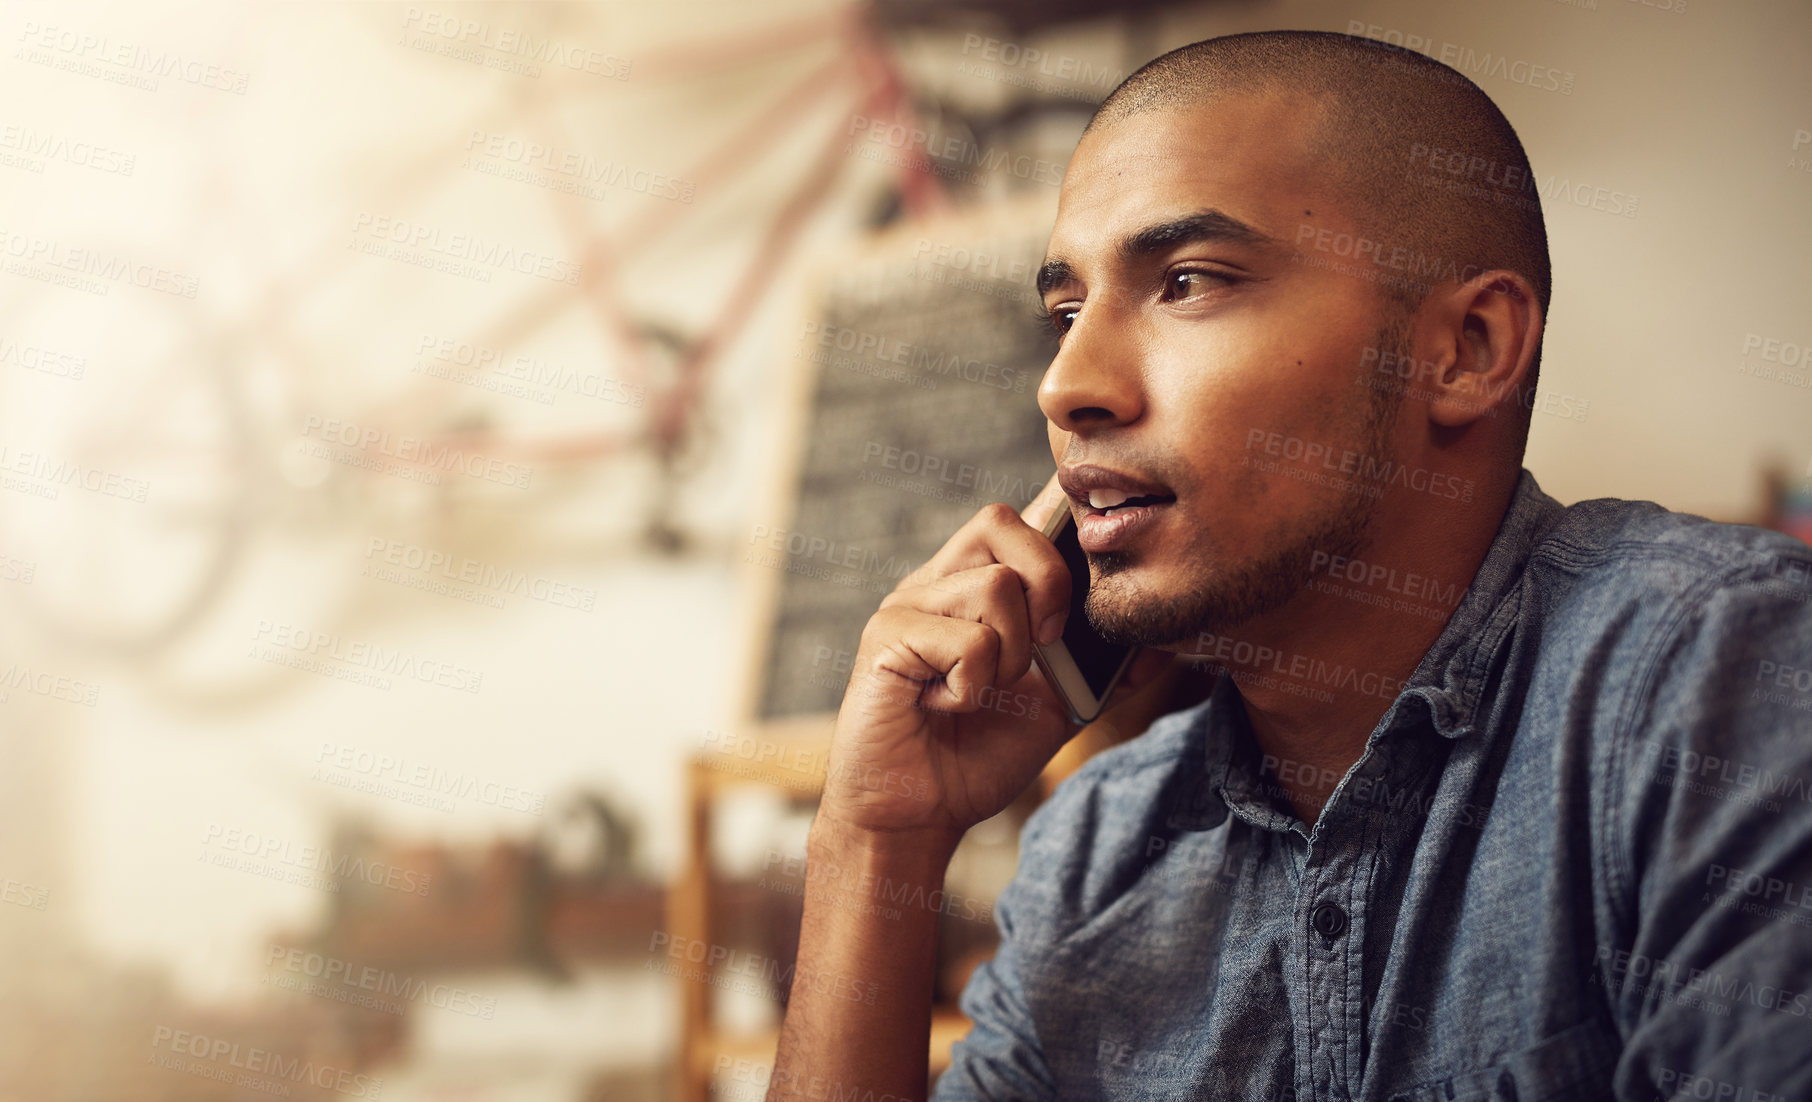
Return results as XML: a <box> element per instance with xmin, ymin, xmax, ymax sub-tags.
<box><xmin>1048</xmin><ymin>94</ymin><xmax>1336</xmax><ymax>260</ymax></box>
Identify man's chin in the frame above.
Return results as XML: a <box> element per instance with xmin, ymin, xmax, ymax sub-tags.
<box><xmin>1083</xmin><ymin>574</ymin><xmax>1227</xmax><ymax>650</ymax></box>
<box><xmin>1082</xmin><ymin>554</ymin><xmax>1316</xmax><ymax>649</ymax></box>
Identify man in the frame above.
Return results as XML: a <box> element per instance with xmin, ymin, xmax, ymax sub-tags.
<box><xmin>769</xmin><ymin>30</ymin><xmax>1812</xmax><ymax>1101</ymax></box>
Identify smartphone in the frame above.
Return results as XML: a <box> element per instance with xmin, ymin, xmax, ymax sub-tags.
<box><xmin>1030</xmin><ymin>503</ymin><xmax>1141</xmax><ymax>725</ymax></box>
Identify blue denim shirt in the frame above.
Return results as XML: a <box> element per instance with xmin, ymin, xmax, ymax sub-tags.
<box><xmin>935</xmin><ymin>470</ymin><xmax>1812</xmax><ymax>1102</ymax></box>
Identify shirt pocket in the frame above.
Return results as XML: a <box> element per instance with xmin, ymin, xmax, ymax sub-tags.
<box><xmin>1386</xmin><ymin>1016</ymin><xmax>1620</xmax><ymax>1102</ymax></box>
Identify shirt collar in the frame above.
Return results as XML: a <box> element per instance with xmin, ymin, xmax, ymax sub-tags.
<box><xmin>1393</xmin><ymin>467</ymin><xmax>1562</xmax><ymax>740</ymax></box>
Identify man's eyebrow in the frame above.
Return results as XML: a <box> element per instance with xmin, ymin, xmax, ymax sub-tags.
<box><xmin>1121</xmin><ymin>209</ymin><xmax>1280</xmax><ymax>260</ymax></box>
<box><xmin>1036</xmin><ymin>209</ymin><xmax>1281</xmax><ymax>297</ymax></box>
<box><xmin>1035</xmin><ymin>259</ymin><xmax>1076</xmax><ymax>297</ymax></box>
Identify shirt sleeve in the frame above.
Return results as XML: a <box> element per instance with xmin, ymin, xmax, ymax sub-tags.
<box><xmin>1607</xmin><ymin>549</ymin><xmax>1812</xmax><ymax>1100</ymax></box>
<box><xmin>931</xmin><ymin>830</ymin><xmax>1057</xmax><ymax>1101</ymax></box>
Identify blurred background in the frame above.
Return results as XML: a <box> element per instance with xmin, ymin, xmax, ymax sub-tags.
<box><xmin>0</xmin><ymin>0</ymin><xmax>1807</xmax><ymax>1098</ymax></box>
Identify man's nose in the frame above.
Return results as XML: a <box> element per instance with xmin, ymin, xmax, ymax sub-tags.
<box><xmin>1036</xmin><ymin>301</ymin><xmax>1145</xmax><ymax>433</ymax></box>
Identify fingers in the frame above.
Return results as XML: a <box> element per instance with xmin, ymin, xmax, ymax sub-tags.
<box><xmin>898</xmin><ymin>498</ymin><xmax>1072</xmax><ymax>646</ymax></box>
<box><xmin>858</xmin><ymin>605</ymin><xmax>1002</xmax><ymax>714</ymax></box>
<box><xmin>881</xmin><ymin>562</ymin><xmax>1036</xmax><ymax>693</ymax></box>
<box><xmin>855</xmin><ymin>477</ymin><xmax>1075</xmax><ymax>719</ymax></box>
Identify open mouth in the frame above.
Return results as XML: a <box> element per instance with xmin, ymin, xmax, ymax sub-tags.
<box><xmin>1082</xmin><ymin>488</ymin><xmax>1177</xmax><ymax>516</ymax></box>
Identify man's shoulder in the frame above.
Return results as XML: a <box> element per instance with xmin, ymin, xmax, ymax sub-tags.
<box><xmin>1010</xmin><ymin>699</ymin><xmax>1217</xmax><ymax>915</ymax></box>
<box><xmin>1529</xmin><ymin>492</ymin><xmax>1811</xmax><ymax>604</ymax></box>
<box><xmin>1506</xmin><ymin>491</ymin><xmax>1812</xmax><ymax>787</ymax></box>
<box><xmin>1505</xmin><ymin>492</ymin><xmax>1812</xmax><ymax>733</ymax></box>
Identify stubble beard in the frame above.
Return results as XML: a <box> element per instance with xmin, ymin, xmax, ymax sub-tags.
<box><xmin>1081</xmin><ymin>316</ymin><xmax>1409</xmax><ymax>649</ymax></box>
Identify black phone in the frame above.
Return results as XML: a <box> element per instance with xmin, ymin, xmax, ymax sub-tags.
<box><xmin>1030</xmin><ymin>504</ymin><xmax>1141</xmax><ymax>724</ymax></box>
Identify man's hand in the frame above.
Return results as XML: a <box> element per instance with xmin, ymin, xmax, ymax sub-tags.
<box><xmin>770</xmin><ymin>475</ymin><xmax>1171</xmax><ymax>1101</ymax></box>
<box><xmin>818</xmin><ymin>474</ymin><xmax>1163</xmax><ymax>845</ymax></box>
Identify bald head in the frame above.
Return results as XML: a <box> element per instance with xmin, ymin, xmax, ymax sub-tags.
<box><xmin>1087</xmin><ymin>31</ymin><xmax>1551</xmax><ymax>417</ymax></box>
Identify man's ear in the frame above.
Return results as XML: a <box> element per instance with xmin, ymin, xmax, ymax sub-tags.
<box><xmin>1421</xmin><ymin>271</ymin><xmax>1544</xmax><ymax>429</ymax></box>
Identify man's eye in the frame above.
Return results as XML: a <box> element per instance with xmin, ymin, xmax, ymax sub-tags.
<box><xmin>1045</xmin><ymin>305</ymin><xmax>1080</xmax><ymax>336</ymax></box>
<box><xmin>1162</xmin><ymin>269</ymin><xmax>1232</xmax><ymax>302</ymax></box>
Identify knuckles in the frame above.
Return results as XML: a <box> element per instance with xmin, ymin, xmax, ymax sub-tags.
<box><xmin>969</xmin><ymin>562</ymin><xmax>1023</xmax><ymax>607</ymax></box>
<box><xmin>976</xmin><ymin>501</ymin><xmax>1022</xmax><ymax>528</ymax></box>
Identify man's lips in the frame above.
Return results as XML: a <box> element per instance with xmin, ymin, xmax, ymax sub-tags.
<box><xmin>1074</xmin><ymin>497</ymin><xmax>1173</xmax><ymax>552</ymax></box>
<box><xmin>1058</xmin><ymin>463</ymin><xmax>1177</xmax><ymax>552</ymax></box>
<box><xmin>1057</xmin><ymin>463</ymin><xmax>1177</xmax><ymax>513</ymax></box>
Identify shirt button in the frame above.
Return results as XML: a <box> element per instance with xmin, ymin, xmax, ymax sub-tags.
<box><xmin>1311</xmin><ymin>902</ymin><xmax>1348</xmax><ymax>941</ymax></box>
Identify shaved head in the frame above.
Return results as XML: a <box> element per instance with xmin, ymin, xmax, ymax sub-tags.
<box><xmin>1087</xmin><ymin>30</ymin><xmax>1551</xmax><ymax>445</ymax></box>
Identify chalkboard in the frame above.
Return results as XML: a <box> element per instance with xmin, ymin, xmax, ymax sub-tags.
<box><xmin>746</xmin><ymin>197</ymin><xmax>1064</xmax><ymax>722</ymax></box>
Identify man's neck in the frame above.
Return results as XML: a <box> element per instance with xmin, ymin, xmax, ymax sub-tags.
<box><xmin>1213</xmin><ymin>475</ymin><xmax>1519</xmax><ymax>829</ymax></box>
